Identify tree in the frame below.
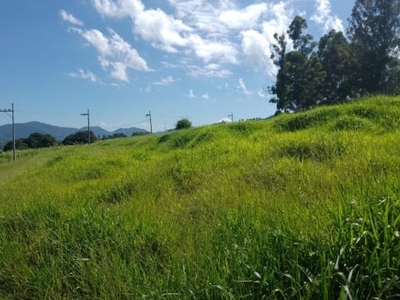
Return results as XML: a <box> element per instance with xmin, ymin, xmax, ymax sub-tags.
<box><xmin>318</xmin><ymin>30</ymin><xmax>356</xmax><ymax>104</ymax></box>
<box><xmin>348</xmin><ymin>0</ymin><xmax>400</xmax><ymax>94</ymax></box>
<box><xmin>25</xmin><ymin>132</ymin><xmax>56</xmax><ymax>149</ymax></box>
<box><xmin>3</xmin><ymin>139</ymin><xmax>28</xmax><ymax>152</ymax></box>
<box><xmin>62</xmin><ymin>131</ymin><xmax>97</xmax><ymax>145</ymax></box>
<box><xmin>269</xmin><ymin>16</ymin><xmax>325</xmax><ymax>112</ymax></box>
<box><xmin>269</xmin><ymin>33</ymin><xmax>289</xmax><ymax>111</ymax></box>
<box><xmin>175</xmin><ymin>118</ymin><xmax>192</xmax><ymax>130</ymax></box>
<box><xmin>2</xmin><ymin>132</ymin><xmax>56</xmax><ymax>152</ymax></box>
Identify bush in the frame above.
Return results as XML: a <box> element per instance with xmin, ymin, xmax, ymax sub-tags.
<box><xmin>175</xmin><ymin>118</ymin><xmax>192</xmax><ymax>130</ymax></box>
<box><xmin>62</xmin><ymin>131</ymin><xmax>97</xmax><ymax>145</ymax></box>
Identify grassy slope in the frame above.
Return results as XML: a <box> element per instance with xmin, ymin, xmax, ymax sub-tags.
<box><xmin>0</xmin><ymin>96</ymin><xmax>399</xmax><ymax>299</ymax></box>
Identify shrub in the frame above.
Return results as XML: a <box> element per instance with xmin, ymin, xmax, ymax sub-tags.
<box><xmin>175</xmin><ymin>118</ymin><xmax>192</xmax><ymax>130</ymax></box>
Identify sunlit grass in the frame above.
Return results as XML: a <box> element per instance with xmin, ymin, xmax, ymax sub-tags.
<box><xmin>0</xmin><ymin>95</ymin><xmax>399</xmax><ymax>299</ymax></box>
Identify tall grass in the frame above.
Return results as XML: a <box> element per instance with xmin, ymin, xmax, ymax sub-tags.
<box><xmin>0</xmin><ymin>95</ymin><xmax>399</xmax><ymax>299</ymax></box>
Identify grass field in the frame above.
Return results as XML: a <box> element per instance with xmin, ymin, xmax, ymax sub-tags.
<box><xmin>0</xmin><ymin>96</ymin><xmax>399</xmax><ymax>299</ymax></box>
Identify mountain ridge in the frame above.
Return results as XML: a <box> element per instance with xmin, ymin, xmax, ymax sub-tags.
<box><xmin>0</xmin><ymin>121</ymin><xmax>147</xmax><ymax>147</ymax></box>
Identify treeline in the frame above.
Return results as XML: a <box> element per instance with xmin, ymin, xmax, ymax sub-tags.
<box><xmin>2</xmin><ymin>131</ymin><xmax>97</xmax><ymax>152</ymax></box>
<box><xmin>2</xmin><ymin>133</ymin><xmax>56</xmax><ymax>152</ymax></box>
<box><xmin>269</xmin><ymin>0</ymin><xmax>400</xmax><ymax>112</ymax></box>
<box><xmin>2</xmin><ymin>131</ymin><xmax>149</xmax><ymax>152</ymax></box>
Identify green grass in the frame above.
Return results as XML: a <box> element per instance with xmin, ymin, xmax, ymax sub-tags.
<box><xmin>0</xmin><ymin>95</ymin><xmax>399</xmax><ymax>299</ymax></box>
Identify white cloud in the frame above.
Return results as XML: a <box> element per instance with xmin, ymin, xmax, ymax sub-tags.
<box><xmin>258</xmin><ymin>89</ymin><xmax>267</xmax><ymax>98</ymax></box>
<box><xmin>186</xmin><ymin>89</ymin><xmax>196</xmax><ymax>98</ymax></box>
<box><xmin>186</xmin><ymin>34</ymin><xmax>238</xmax><ymax>64</ymax></box>
<box><xmin>91</xmin><ymin>0</ymin><xmax>133</xmax><ymax>18</ymax></box>
<box><xmin>60</xmin><ymin>10</ymin><xmax>84</xmax><ymax>26</ymax></box>
<box><xmin>69</xmin><ymin>69</ymin><xmax>98</xmax><ymax>82</ymax></box>
<box><xmin>218</xmin><ymin>117</ymin><xmax>232</xmax><ymax>123</ymax></box>
<box><xmin>240</xmin><ymin>2</ymin><xmax>293</xmax><ymax>75</ymax></box>
<box><xmin>153</xmin><ymin>76</ymin><xmax>176</xmax><ymax>86</ymax></box>
<box><xmin>311</xmin><ymin>0</ymin><xmax>344</xmax><ymax>32</ymax></box>
<box><xmin>201</xmin><ymin>92</ymin><xmax>209</xmax><ymax>99</ymax></box>
<box><xmin>134</xmin><ymin>8</ymin><xmax>193</xmax><ymax>53</ymax></box>
<box><xmin>241</xmin><ymin>30</ymin><xmax>273</xmax><ymax>73</ymax></box>
<box><xmin>168</xmin><ymin>0</ymin><xmax>233</xmax><ymax>34</ymax></box>
<box><xmin>219</xmin><ymin>3</ymin><xmax>268</xmax><ymax>30</ymax></box>
<box><xmin>238</xmin><ymin>78</ymin><xmax>251</xmax><ymax>95</ymax></box>
<box><xmin>109</xmin><ymin>61</ymin><xmax>128</xmax><ymax>81</ymax></box>
<box><xmin>188</xmin><ymin>63</ymin><xmax>232</xmax><ymax>78</ymax></box>
<box><xmin>90</xmin><ymin>0</ymin><xmax>239</xmax><ymax>68</ymax></box>
<box><xmin>71</xmin><ymin>27</ymin><xmax>152</xmax><ymax>82</ymax></box>
<box><xmin>73</xmin><ymin>0</ymin><xmax>343</xmax><ymax>82</ymax></box>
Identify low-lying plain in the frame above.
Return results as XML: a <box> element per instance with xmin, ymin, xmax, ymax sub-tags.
<box><xmin>0</xmin><ymin>96</ymin><xmax>399</xmax><ymax>299</ymax></box>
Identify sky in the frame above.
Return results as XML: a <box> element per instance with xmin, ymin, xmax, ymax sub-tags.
<box><xmin>0</xmin><ymin>0</ymin><xmax>354</xmax><ymax>133</ymax></box>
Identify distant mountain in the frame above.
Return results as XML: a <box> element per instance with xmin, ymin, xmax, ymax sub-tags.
<box><xmin>0</xmin><ymin>121</ymin><xmax>147</xmax><ymax>148</ymax></box>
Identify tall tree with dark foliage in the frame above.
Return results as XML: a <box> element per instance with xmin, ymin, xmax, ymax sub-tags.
<box><xmin>348</xmin><ymin>0</ymin><xmax>400</xmax><ymax>94</ymax></box>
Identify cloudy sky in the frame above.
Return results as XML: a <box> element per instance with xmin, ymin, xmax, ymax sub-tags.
<box><xmin>0</xmin><ymin>0</ymin><xmax>354</xmax><ymax>132</ymax></box>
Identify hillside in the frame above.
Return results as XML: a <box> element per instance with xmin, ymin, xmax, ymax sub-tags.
<box><xmin>0</xmin><ymin>121</ymin><xmax>147</xmax><ymax>147</ymax></box>
<box><xmin>0</xmin><ymin>96</ymin><xmax>399</xmax><ymax>299</ymax></box>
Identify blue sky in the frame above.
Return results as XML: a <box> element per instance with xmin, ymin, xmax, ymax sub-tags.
<box><xmin>0</xmin><ymin>0</ymin><xmax>354</xmax><ymax>132</ymax></box>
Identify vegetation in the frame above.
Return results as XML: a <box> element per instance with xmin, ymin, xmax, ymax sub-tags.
<box><xmin>3</xmin><ymin>132</ymin><xmax>56</xmax><ymax>152</ymax></box>
<box><xmin>102</xmin><ymin>133</ymin><xmax>127</xmax><ymax>140</ymax></box>
<box><xmin>270</xmin><ymin>0</ymin><xmax>400</xmax><ymax>112</ymax></box>
<box><xmin>175</xmin><ymin>118</ymin><xmax>192</xmax><ymax>130</ymax></box>
<box><xmin>62</xmin><ymin>130</ymin><xmax>97</xmax><ymax>145</ymax></box>
<box><xmin>0</xmin><ymin>96</ymin><xmax>399</xmax><ymax>299</ymax></box>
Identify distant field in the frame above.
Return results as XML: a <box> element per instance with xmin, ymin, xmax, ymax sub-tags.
<box><xmin>0</xmin><ymin>96</ymin><xmax>399</xmax><ymax>299</ymax></box>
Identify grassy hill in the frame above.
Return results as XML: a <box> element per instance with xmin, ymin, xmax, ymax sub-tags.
<box><xmin>0</xmin><ymin>96</ymin><xmax>399</xmax><ymax>299</ymax></box>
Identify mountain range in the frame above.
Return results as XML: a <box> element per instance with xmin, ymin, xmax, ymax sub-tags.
<box><xmin>0</xmin><ymin>121</ymin><xmax>147</xmax><ymax>147</ymax></box>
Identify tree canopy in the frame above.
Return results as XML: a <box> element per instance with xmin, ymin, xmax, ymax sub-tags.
<box><xmin>62</xmin><ymin>131</ymin><xmax>97</xmax><ymax>145</ymax></box>
<box><xmin>269</xmin><ymin>0</ymin><xmax>400</xmax><ymax>113</ymax></box>
<box><xmin>270</xmin><ymin>16</ymin><xmax>325</xmax><ymax>112</ymax></box>
<box><xmin>3</xmin><ymin>132</ymin><xmax>56</xmax><ymax>152</ymax></box>
<box><xmin>175</xmin><ymin>118</ymin><xmax>192</xmax><ymax>130</ymax></box>
<box><xmin>348</xmin><ymin>0</ymin><xmax>400</xmax><ymax>94</ymax></box>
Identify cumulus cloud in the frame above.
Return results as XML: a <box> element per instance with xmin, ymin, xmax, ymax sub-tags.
<box><xmin>90</xmin><ymin>0</ymin><xmax>239</xmax><ymax>66</ymax></box>
<box><xmin>186</xmin><ymin>34</ymin><xmax>238</xmax><ymax>64</ymax></box>
<box><xmin>69</xmin><ymin>69</ymin><xmax>97</xmax><ymax>82</ymax></box>
<box><xmin>311</xmin><ymin>0</ymin><xmax>344</xmax><ymax>32</ymax></box>
<box><xmin>219</xmin><ymin>3</ymin><xmax>268</xmax><ymax>30</ymax></box>
<box><xmin>168</xmin><ymin>0</ymin><xmax>233</xmax><ymax>34</ymax></box>
<box><xmin>71</xmin><ymin>27</ymin><xmax>152</xmax><ymax>82</ymax></box>
<box><xmin>201</xmin><ymin>92</ymin><xmax>209</xmax><ymax>99</ymax></box>
<box><xmin>134</xmin><ymin>8</ymin><xmax>193</xmax><ymax>53</ymax></box>
<box><xmin>60</xmin><ymin>10</ymin><xmax>84</xmax><ymax>26</ymax></box>
<box><xmin>65</xmin><ymin>0</ymin><xmax>345</xmax><ymax>82</ymax></box>
<box><xmin>240</xmin><ymin>1</ymin><xmax>294</xmax><ymax>75</ymax></box>
<box><xmin>241</xmin><ymin>30</ymin><xmax>273</xmax><ymax>73</ymax></box>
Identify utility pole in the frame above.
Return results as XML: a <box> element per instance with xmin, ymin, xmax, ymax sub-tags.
<box><xmin>228</xmin><ymin>112</ymin><xmax>234</xmax><ymax>123</ymax></box>
<box><xmin>0</xmin><ymin>103</ymin><xmax>16</xmax><ymax>160</ymax></box>
<box><xmin>145</xmin><ymin>110</ymin><xmax>152</xmax><ymax>134</ymax></box>
<box><xmin>80</xmin><ymin>109</ymin><xmax>90</xmax><ymax>144</ymax></box>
